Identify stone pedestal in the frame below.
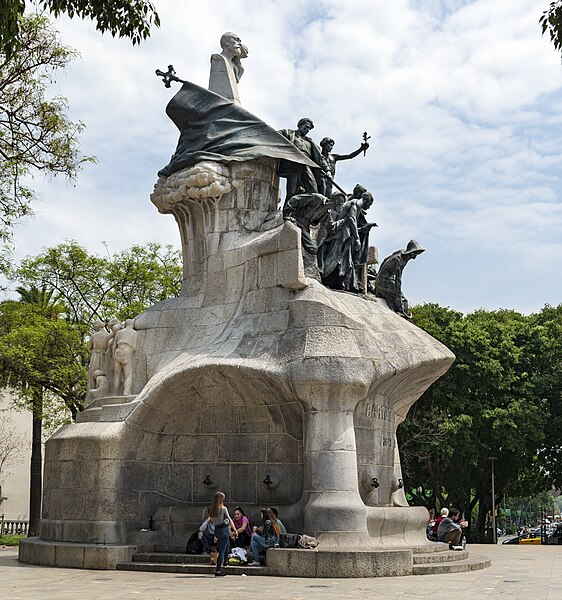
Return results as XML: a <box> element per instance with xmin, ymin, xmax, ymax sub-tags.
<box><xmin>20</xmin><ymin>158</ymin><xmax>454</xmax><ymax>574</ymax></box>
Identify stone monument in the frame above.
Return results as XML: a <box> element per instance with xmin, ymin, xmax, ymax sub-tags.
<box><xmin>20</xmin><ymin>33</ymin><xmax>462</xmax><ymax>577</ymax></box>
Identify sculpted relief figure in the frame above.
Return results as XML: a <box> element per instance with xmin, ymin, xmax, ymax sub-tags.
<box><xmin>278</xmin><ymin>118</ymin><xmax>326</xmax><ymax>203</ymax></box>
<box><xmin>284</xmin><ymin>192</ymin><xmax>330</xmax><ymax>280</ymax></box>
<box><xmin>374</xmin><ymin>240</ymin><xmax>425</xmax><ymax>318</ymax></box>
<box><xmin>112</xmin><ymin>319</ymin><xmax>139</xmax><ymax>396</ymax></box>
<box><xmin>86</xmin><ymin>370</ymin><xmax>110</xmax><ymax>406</ymax></box>
<box><xmin>209</xmin><ymin>32</ymin><xmax>248</xmax><ymax>104</ymax></box>
<box><xmin>320</xmin><ymin>191</ymin><xmax>377</xmax><ymax>292</ymax></box>
<box><xmin>87</xmin><ymin>320</ymin><xmax>111</xmax><ymax>392</ymax></box>
<box><xmin>320</xmin><ymin>137</ymin><xmax>369</xmax><ymax>199</ymax></box>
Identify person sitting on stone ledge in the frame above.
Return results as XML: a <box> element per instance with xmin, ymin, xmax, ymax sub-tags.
<box><xmin>248</xmin><ymin>507</ymin><xmax>281</xmax><ymax>566</ymax></box>
<box><xmin>271</xmin><ymin>507</ymin><xmax>287</xmax><ymax>534</ymax></box>
<box><xmin>430</xmin><ymin>507</ymin><xmax>448</xmax><ymax>541</ymax></box>
<box><xmin>437</xmin><ymin>508</ymin><xmax>467</xmax><ymax>550</ymax></box>
<box><xmin>231</xmin><ymin>506</ymin><xmax>252</xmax><ymax>547</ymax></box>
<box><xmin>197</xmin><ymin>511</ymin><xmax>217</xmax><ymax>555</ymax></box>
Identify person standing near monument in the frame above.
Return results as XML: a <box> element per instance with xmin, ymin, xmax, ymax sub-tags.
<box><xmin>112</xmin><ymin>318</ymin><xmax>138</xmax><ymax>396</ymax></box>
<box><xmin>278</xmin><ymin>118</ymin><xmax>326</xmax><ymax>202</ymax></box>
<box><xmin>207</xmin><ymin>491</ymin><xmax>238</xmax><ymax>577</ymax></box>
<box><xmin>320</xmin><ymin>137</ymin><xmax>370</xmax><ymax>198</ymax></box>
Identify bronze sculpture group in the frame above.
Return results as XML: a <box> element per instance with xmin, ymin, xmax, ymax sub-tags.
<box><xmin>155</xmin><ymin>34</ymin><xmax>425</xmax><ymax>320</ymax></box>
<box><xmin>278</xmin><ymin>117</ymin><xmax>424</xmax><ymax>316</ymax></box>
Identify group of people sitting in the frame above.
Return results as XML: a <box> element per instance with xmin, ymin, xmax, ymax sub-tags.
<box><xmin>427</xmin><ymin>507</ymin><xmax>468</xmax><ymax>550</ymax></box>
<box><xmin>197</xmin><ymin>492</ymin><xmax>287</xmax><ymax>575</ymax></box>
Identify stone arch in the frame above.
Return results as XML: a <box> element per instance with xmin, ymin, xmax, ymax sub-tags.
<box><xmin>118</xmin><ymin>361</ymin><xmax>304</xmax><ymax>537</ymax></box>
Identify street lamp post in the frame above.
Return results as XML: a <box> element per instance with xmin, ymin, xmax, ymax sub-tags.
<box><xmin>489</xmin><ymin>456</ymin><xmax>497</xmax><ymax>544</ymax></box>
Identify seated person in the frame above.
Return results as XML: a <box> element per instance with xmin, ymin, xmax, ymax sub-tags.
<box><xmin>271</xmin><ymin>507</ymin><xmax>287</xmax><ymax>534</ymax></box>
<box><xmin>248</xmin><ymin>508</ymin><xmax>281</xmax><ymax>566</ymax></box>
<box><xmin>437</xmin><ymin>508</ymin><xmax>467</xmax><ymax>549</ymax></box>
<box><xmin>426</xmin><ymin>508</ymin><xmax>436</xmax><ymax>540</ymax></box>
<box><xmin>197</xmin><ymin>513</ymin><xmax>217</xmax><ymax>555</ymax></box>
<box><xmin>231</xmin><ymin>506</ymin><xmax>252</xmax><ymax>547</ymax></box>
<box><xmin>431</xmin><ymin>507</ymin><xmax>449</xmax><ymax>540</ymax></box>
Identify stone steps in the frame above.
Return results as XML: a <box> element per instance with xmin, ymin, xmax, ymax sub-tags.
<box><xmin>412</xmin><ymin>556</ymin><xmax>492</xmax><ymax>575</ymax></box>
<box><xmin>117</xmin><ymin>548</ymin><xmax>491</xmax><ymax>577</ymax></box>
<box><xmin>413</xmin><ymin>549</ymin><xmax>469</xmax><ymax>564</ymax></box>
<box><xmin>117</xmin><ymin>551</ymin><xmax>268</xmax><ymax>575</ymax></box>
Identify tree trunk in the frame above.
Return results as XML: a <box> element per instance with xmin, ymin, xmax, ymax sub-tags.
<box><xmin>27</xmin><ymin>390</ymin><xmax>43</xmax><ymax>537</ymax></box>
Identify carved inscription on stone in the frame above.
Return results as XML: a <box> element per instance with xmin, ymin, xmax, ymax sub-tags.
<box><xmin>364</xmin><ymin>403</ymin><xmax>395</xmax><ymax>423</ymax></box>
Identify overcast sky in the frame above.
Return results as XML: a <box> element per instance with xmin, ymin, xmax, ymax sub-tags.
<box><xmin>9</xmin><ymin>0</ymin><xmax>562</xmax><ymax>314</ymax></box>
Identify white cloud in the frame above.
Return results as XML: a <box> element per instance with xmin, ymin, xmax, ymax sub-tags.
<box><xmin>7</xmin><ymin>0</ymin><xmax>562</xmax><ymax>314</ymax></box>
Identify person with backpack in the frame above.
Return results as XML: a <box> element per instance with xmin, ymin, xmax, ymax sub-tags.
<box><xmin>248</xmin><ymin>507</ymin><xmax>281</xmax><ymax>566</ymax></box>
<box><xmin>206</xmin><ymin>491</ymin><xmax>238</xmax><ymax>576</ymax></box>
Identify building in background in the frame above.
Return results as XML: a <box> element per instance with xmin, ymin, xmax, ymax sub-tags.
<box><xmin>0</xmin><ymin>390</ymin><xmax>31</xmax><ymax>521</ymax></box>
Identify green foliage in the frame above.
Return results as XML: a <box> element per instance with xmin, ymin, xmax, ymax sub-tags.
<box><xmin>0</xmin><ymin>13</ymin><xmax>94</xmax><ymax>246</ymax></box>
<box><xmin>540</xmin><ymin>1</ymin><xmax>562</xmax><ymax>54</ymax></box>
<box><xmin>2</xmin><ymin>241</ymin><xmax>181</xmax><ymax>418</ymax></box>
<box><xmin>0</xmin><ymin>534</ymin><xmax>24</xmax><ymax>546</ymax></box>
<box><xmin>0</xmin><ymin>1</ymin><xmax>160</xmax><ymax>59</ymax></box>
<box><xmin>399</xmin><ymin>303</ymin><xmax>562</xmax><ymax>530</ymax></box>
<box><xmin>16</xmin><ymin>240</ymin><xmax>183</xmax><ymax>324</ymax></box>
<box><xmin>0</xmin><ymin>299</ymin><xmax>88</xmax><ymax>419</ymax></box>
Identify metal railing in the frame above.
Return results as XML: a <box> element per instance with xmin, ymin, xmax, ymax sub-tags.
<box><xmin>0</xmin><ymin>514</ymin><xmax>29</xmax><ymax>536</ymax></box>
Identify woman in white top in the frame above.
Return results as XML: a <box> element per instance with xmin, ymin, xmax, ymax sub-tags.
<box><xmin>207</xmin><ymin>491</ymin><xmax>237</xmax><ymax>576</ymax></box>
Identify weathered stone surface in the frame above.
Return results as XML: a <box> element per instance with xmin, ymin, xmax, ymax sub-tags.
<box><xmin>267</xmin><ymin>548</ymin><xmax>413</xmax><ymax>578</ymax></box>
<box><xmin>25</xmin><ymin>158</ymin><xmax>455</xmax><ymax>573</ymax></box>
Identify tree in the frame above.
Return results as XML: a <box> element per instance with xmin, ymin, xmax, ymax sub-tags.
<box><xmin>399</xmin><ymin>304</ymin><xmax>552</xmax><ymax>534</ymax></box>
<box><xmin>540</xmin><ymin>1</ymin><xmax>562</xmax><ymax>55</ymax></box>
<box><xmin>526</xmin><ymin>305</ymin><xmax>562</xmax><ymax>487</ymax></box>
<box><xmin>1</xmin><ymin>242</ymin><xmax>180</xmax><ymax>535</ymax></box>
<box><xmin>1</xmin><ymin>1</ymin><xmax>160</xmax><ymax>59</ymax></box>
<box><xmin>0</xmin><ymin>298</ymin><xmax>87</xmax><ymax>535</ymax></box>
<box><xmin>16</xmin><ymin>240</ymin><xmax>183</xmax><ymax>325</ymax></box>
<box><xmin>0</xmin><ymin>13</ymin><xmax>94</xmax><ymax>248</ymax></box>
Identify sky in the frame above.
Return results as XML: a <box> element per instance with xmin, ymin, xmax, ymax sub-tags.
<box><xmin>8</xmin><ymin>0</ymin><xmax>562</xmax><ymax>314</ymax></box>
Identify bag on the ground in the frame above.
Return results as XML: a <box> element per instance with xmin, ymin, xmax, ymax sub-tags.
<box><xmin>227</xmin><ymin>547</ymin><xmax>247</xmax><ymax>564</ymax></box>
<box><xmin>185</xmin><ymin>531</ymin><xmax>203</xmax><ymax>554</ymax></box>
<box><xmin>298</xmin><ymin>534</ymin><xmax>319</xmax><ymax>549</ymax></box>
<box><xmin>210</xmin><ymin>548</ymin><xmax>218</xmax><ymax>565</ymax></box>
<box><xmin>279</xmin><ymin>533</ymin><xmax>300</xmax><ymax>548</ymax></box>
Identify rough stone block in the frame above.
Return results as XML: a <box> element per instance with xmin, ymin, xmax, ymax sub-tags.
<box><xmin>172</xmin><ymin>435</ymin><xmax>219</xmax><ymax>462</ymax></box>
<box><xmin>219</xmin><ymin>434</ymin><xmax>267</xmax><ymax>462</ymax></box>
<box><xmin>192</xmin><ymin>463</ymin><xmax>231</xmax><ymax>502</ymax></box>
<box><xmin>256</xmin><ymin>463</ymin><xmax>303</xmax><ymax>505</ymax></box>
<box><xmin>277</xmin><ymin>248</ymin><xmax>307</xmax><ymax>289</ymax></box>
<box><xmin>54</xmin><ymin>543</ymin><xmax>86</xmax><ymax>568</ymax></box>
<box><xmin>266</xmin><ymin>433</ymin><xmax>299</xmax><ymax>463</ymax></box>
<box><xmin>156</xmin><ymin>463</ymin><xmax>193</xmax><ymax>501</ymax></box>
<box><xmin>258</xmin><ymin>253</ymin><xmax>278</xmax><ymax>288</ymax></box>
<box><xmin>230</xmin><ymin>463</ymin><xmax>257</xmax><ymax>503</ymax></box>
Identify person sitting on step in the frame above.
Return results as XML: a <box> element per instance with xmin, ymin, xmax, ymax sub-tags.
<box><xmin>437</xmin><ymin>508</ymin><xmax>467</xmax><ymax>550</ymax></box>
<box><xmin>248</xmin><ymin>507</ymin><xmax>281</xmax><ymax>566</ymax></box>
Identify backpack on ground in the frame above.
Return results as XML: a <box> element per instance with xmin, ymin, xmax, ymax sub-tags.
<box><xmin>185</xmin><ymin>531</ymin><xmax>203</xmax><ymax>554</ymax></box>
<box><xmin>279</xmin><ymin>533</ymin><xmax>300</xmax><ymax>548</ymax></box>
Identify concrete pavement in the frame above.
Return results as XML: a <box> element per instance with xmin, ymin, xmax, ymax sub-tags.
<box><xmin>1</xmin><ymin>543</ymin><xmax>561</xmax><ymax>599</ymax></box>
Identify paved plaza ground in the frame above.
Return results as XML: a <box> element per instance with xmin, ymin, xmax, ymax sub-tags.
<box><xmin>0</xmin><ymin>543</ymin><xmax>560</xmax><ymax>599</ymax></box>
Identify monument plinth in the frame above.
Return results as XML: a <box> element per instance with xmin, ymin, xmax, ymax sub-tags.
<box><xmin>20</xmin><ymin>34</ymin><xmax>459</xmax><ymax>576</ymax></box>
